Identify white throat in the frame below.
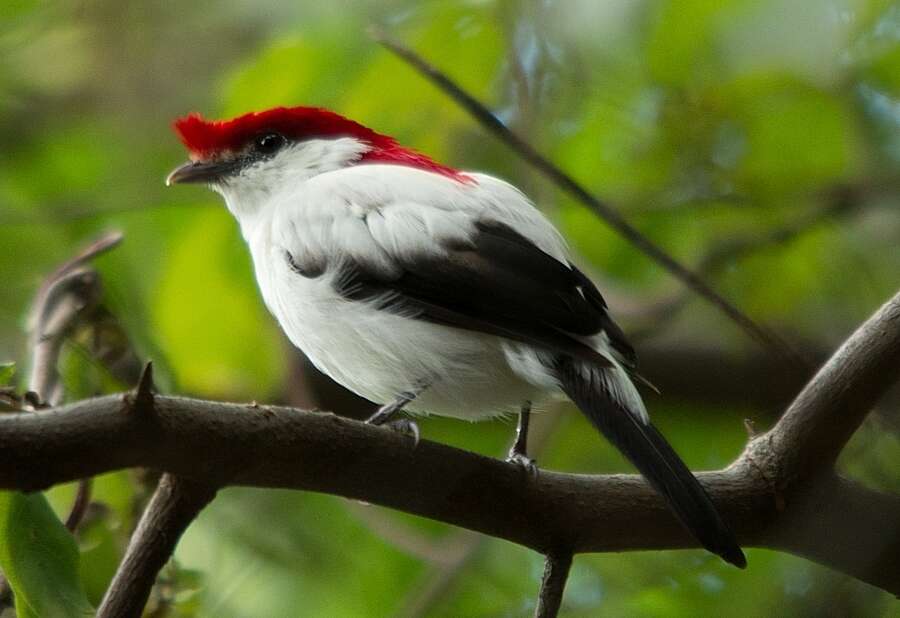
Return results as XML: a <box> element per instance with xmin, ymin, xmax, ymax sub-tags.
<box><xmin>213</xmin><ymin>136</ymin><xmax>370</xmax><ymax>239</ymax></box>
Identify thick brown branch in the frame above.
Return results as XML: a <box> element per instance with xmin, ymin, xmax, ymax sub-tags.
<box><xmin>0</xmin><ymin>290</ymin><xmax>897</xmax><ymax>596</ymax></box>
<box><xmin>767</xmin><ymin>290</ymin><xmax>900</xmax><ymax>477</ymax></box>
<box><xmin>0</xmin><ymin>399</ymin><xmax>889</xmax><ymax>592</ymax></box>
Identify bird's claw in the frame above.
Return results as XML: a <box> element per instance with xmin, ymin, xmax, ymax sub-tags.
<box><xmin>506</xmin><ymin>452</ymin><xmax>538</xmax><ymax>478</ymax></box>
<box><xmin>385</xmin><ymin>418</ymin><xmax>420</xmax><ymax>446</ymax></box>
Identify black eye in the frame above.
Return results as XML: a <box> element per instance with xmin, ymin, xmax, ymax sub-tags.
<box><xmin>254</xmin><ymin>132</ymin><xmax>286</xmax><ymax>154</ymax></box>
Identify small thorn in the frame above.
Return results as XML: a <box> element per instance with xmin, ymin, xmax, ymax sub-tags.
<box><xmin>744</xmin><ymin>418</ymin><xmax>757</xmax><ymax>438</ymax></box>
<box><xmin>133</xmin><ymin>361</ymin><xmax>155</xmax><ymax>412</ymax></box>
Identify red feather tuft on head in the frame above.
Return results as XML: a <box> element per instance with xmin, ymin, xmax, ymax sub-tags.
<box><xmin>172</xmin><ymin>106</ymin><xmax>470</xmax><ymax>182</ymax></box>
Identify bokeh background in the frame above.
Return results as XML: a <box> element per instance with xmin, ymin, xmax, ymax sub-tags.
<box><xmin>2</xmin><ymin>0</ymin><xmax>899</xmax><ymax>616</ymax></box>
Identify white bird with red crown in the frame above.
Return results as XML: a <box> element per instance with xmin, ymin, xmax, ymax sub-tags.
<box><xmin>167</xmin><ymin>105</ymin><xmax>745</xmax><ymax>568</ymax></box>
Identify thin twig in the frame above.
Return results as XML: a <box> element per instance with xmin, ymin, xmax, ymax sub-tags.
<box><xmin>370</xmin><ymin>27</ymin><xmax>803</xmax><ymax>368</ymax></box>
<box><xmin>32</xmin><ymin>231</ymin><xmax>122</xmax><ymax>313</ymax></box>
<box><xmin>96</xmin><ymin>473</ymin><xmax>217</xmax><ymax>618</ymax></box>
<box><xmin>27</xmin><ymin>269</ymin><xmax>102</xmax><ymax>406</ymax></box>
<box><xmin>534</xmin><ymin>552</ymin><xmax>572</xmax><ymax>618</ymax></box>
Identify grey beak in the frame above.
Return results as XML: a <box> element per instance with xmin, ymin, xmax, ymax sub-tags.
<box><xmin>166</xmin><ymin>160</ymin><xmax>237</xmax><ymax>186</ymax></box>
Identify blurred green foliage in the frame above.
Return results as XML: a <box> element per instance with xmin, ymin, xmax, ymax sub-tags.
<box><xmin>0</xmin><ymin>0</ymin><xmax>898</xmax><ymax>616</ymax></box>
<box><xmin>0</xmin><ymin>492</ymin><xmax>93</xmax><ymax>617</ymax></box>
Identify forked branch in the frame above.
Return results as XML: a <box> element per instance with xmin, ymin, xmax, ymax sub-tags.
<box><xmin>0</xmin><ymin>290</ymin><xmax>898</xmax><ymax>601</ymax></box>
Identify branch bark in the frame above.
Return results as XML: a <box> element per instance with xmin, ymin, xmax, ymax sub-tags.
<box><xmin>535</xmin><ymin>553</ymin><xmax>572</xmax><ymax>618</ymax></box>
<box><xmin>96</xmin><ymin>363</ymin><xmax>220</xmax><ymax>618</ymax></box>
<box><xmin>96</xmin><ymin>473</ymin><xmax>217</xmax><ymax>618</ymax></box>
<box><xmin>0</xmin><ymin>289</ymin><xmax>898</xmax><ymax>598</ymax></box>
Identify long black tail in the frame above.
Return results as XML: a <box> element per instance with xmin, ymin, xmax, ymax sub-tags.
<box><xmin>553</xmin><ymin>356</ymin><xmax>746</xmax><ymax>568</ymax></box>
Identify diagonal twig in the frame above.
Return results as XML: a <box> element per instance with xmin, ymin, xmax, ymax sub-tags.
<box><xmin>370</xmin><ymin>27</ymin><xmax>804</xmax><ymax>368</ymax></box>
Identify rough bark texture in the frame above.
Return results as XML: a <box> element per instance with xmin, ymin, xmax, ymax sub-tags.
<box><xmin>0</xmin><ymin>291</ymin><xmax>899</xmax><ymax>598</ymax></box>
<box><xmin>96</xmin><ymin>474</ymin><xmax>217</xmax><ymax>618</ymax></box>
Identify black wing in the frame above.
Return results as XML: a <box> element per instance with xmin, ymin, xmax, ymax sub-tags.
<box><xmin>329</xmin><ymin>219</ymin><xmax>634</xmax><ymax>367</ymax></box>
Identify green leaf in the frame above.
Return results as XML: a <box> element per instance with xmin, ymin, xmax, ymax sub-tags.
<box><xmin>0</xmin><ymin>492</ymin><xmax>93</xmax><ymax>617</ymax></box>
<box><xmin>0</xmin><ymin>362</ymin><xmax>14</xmax><ymax>386</ymax></box>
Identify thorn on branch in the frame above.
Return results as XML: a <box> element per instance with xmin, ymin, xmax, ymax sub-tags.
<box><xmin>132</xmin><ymin>361</ymin><xmax>155</xmax><ymax>414</ymax></box>
<box><xmin>534</xmin><ymin>552</ymin><xmax>573</xmax><ymax>618</ymax></box>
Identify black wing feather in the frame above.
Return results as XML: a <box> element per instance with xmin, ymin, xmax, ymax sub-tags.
<box><xmin>331</xmin><ymin>219</ymin><xmax>629</xmax><ymax>366</ymax></box>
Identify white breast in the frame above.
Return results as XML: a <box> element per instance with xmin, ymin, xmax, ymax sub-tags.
<box><xmin>251</xmin><ymin>235</ymin><xmax>538</xmax><ymax>418</ymax></box>
<box><xmin>236</xmin><ymin>163</ymin><xmax>571</xmax><ymax>419</ymax></box>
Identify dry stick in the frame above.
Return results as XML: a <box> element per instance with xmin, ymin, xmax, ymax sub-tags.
<box><xmin>27</xmin><ymin>230</ymin><xmax>122</xmax><ymax>407</ymax></box>
<box><xmin>370</xmin><ymin>28</ymin><xmax>804</xmax><ymax>368</ymax></box>
<box><xmin>0</xmin><ymin>289</ymin><xmax>898</xmax><ymax>595</ymax></box>
<box><xmin>534</xmin><ymin>552</ymin><xmax>573</xmax><ymax>618</ymax></box>
<box><xmin>96</xmin><ymin>363</ymin><xmax>219</xmax><ymax>618</ymax></box>
<box><xmin>30</xmin><ymin>234</ymin><xmax>122</xmax><ymax>533</ymax></box>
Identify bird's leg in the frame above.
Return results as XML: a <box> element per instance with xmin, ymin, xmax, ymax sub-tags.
<box><xmin>507</xmin><ymin>401</ymin><xmax>537</xmax><ymax>476</ymax></box>
<box><xmin>366</xmin><ymin>388</ymin><xmax>421</xmax><ymax>425</ymax></box>
<box><xmin>366</xmin><ymin>384</ymin><xmax>427</xmax><ymax>445</ymax></box>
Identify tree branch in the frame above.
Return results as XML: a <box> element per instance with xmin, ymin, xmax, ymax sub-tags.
<box><xmin>26</xmin><ymin>230</ymin><xmax>121</xmax><ymax>407</ymax></box>
<box><xmin>0</xmin><ymin>294</ymin><xmax>900</xmax><ymax>594</ymax></box>
<box><xmin>96</xmin><ymin>473</ymin><xmax>217</xmax><ymax>618</ymax></box>
<box><xmin>766</xmin><ymin>291</ymin><xmax>900</xmax><ymax>477</ymax></box>
<box><xmin>96</xmin><ymin>362</ymin><xmax>220</xmax><ymax>618</ymax></box>
<box><xmin>535</xmin><ymin>552</ymin><xmax>572</xmax><ymax>618</ymax></box>
<box><xmin>0</xmin><ymin>290</ymin><xmax>897</xmax><ymax>598</ymax></box>
<box><xmin>370</xmin><ymin>27</ymin><xmax>803</xmax><ymax>368</ymax></box>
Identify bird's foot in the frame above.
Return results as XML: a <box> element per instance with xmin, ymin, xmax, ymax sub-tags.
<box><xmin>506</xmin><ymin>450</ymin><xmax>538</xmax><ymax>478</ymax></box>
<box><xmin>384</xmin><ymin>418</ymin><xmax>420</xmax><ymax>446</ymax></box>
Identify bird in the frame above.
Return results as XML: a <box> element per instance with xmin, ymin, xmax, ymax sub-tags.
<box><xmin>166</xmin><ymin>105</ymin><xmax>746</xmax><ymax>568</ymax></box>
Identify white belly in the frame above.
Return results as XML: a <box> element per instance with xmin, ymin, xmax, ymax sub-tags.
<box><xmin>256</xmin><ymin>247</ymin><xmax>545</xmax><ymax>419</ymax></box>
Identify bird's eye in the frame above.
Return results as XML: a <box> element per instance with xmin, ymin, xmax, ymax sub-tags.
<box><xmin>254</xmin><ymin>133</ymin><xmax>286</xmax><ymax>154</ymax></box>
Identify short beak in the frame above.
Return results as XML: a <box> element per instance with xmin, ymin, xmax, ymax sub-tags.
<box><xmin>166</xmin><ymin>160</ymin><xmax>236</xmax><ymax>186</ymax></box>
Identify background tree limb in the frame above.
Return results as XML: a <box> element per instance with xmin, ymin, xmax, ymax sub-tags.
<box><xmin>370</xmin><ymin>27</ymin><xmax>803</xmax><ymax>368</ymax></box>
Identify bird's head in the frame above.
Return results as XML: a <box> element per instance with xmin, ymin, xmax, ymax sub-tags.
<box><xmin>166</xmin><ymin>106</ymin><xmax>465</xmax><ymax>213</ymax></box>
